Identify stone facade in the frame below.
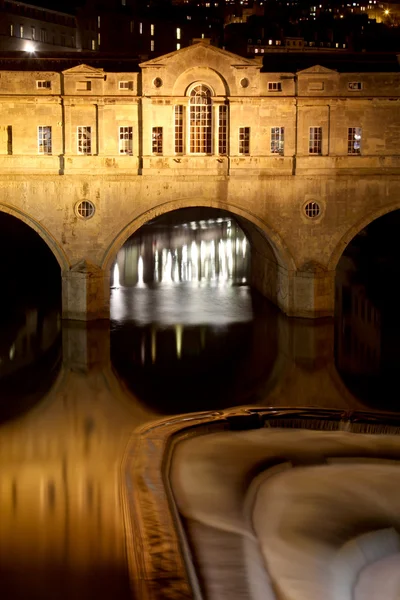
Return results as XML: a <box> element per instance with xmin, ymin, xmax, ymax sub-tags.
<box><xmin>0</xmin><ymin>41</ymin><xmax>399</xmax><ymax>319</ymax></box>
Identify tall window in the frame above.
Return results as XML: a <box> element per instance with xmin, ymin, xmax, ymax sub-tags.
<box><xmin>218</xmin><ymin>105</ymin><xmax>227</xmax><ymax>155</ymax></box>
<box><xmin>309</xmin><ymin>126</ymin><xmax>322</xmax><ymax>155</ymax></box>
<box><xmin>40</xmin><ymin>29</ymin><xmax>47</xmax><ymax>42</ymax></box>
<box><xmin>189</xmin><ymin>84</ymin><xmax>212</xmax><ymax>154</ymax></box>
<box><xmin>10</xmin><ymin>24</ymin><xmax>14</xmax><ymax>36</ymax></box>
<box><xmin>19</xmin><ymin>25</ymin><xmax>24</xmax><ymax>38</ymax></box>
<box><xmin>175</xmin><ymin>105</ymin><xmax>184</xmax><ymax>154</ymax></box>
<box><xmin>348</xmin><ymin>127</ymin><xmax>362</xmax><ymax>155</ymax></box>
<box><xmin>152</xmin><ymin>127</ymin><xmax>163</xmax><ymax>154</ymax></box>
<box><xmin>239</xmin><ymin>127</ymin><xmax>250</xmax><ymax>155</ymax></box>
<box><xmin>31</xmin><ymin>26</ymin><xmax>35</xmax><ymax>40</ymax></box>
<box><xmin>38</xmin><ymin>126</ymin><xmax>52</xmax><ymax>154</ymax></box>
<box><xmin>77</xmin><ymin>126</ymin><xmax>92</xmax><ymax>154</ymax></box>
<box><xmin>119</xmin><ymin>126</ymin><xmax>133</xmax><ymax>155</ymax></box>
<box><xmin>271</xmin><ymin>127</ymin><xmax>284</xmax><ymax>155</ymax></box>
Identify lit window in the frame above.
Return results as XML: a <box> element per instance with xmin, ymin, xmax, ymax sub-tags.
<box><xmin>218</xmin><ymin>105</ymin><xmax>227</xmax><ymax>155</ymax></box>
<box><xmin>139</xmin><ymin>22</ymin><xmax>143</xmax><ymax>34</ymax></box>
<box><xmin>309</xmin><ymin>126</ymin><xmax>322</xmax><ymax>154</ymax></box>
<box><xmin>20</xmin><ymin>25</ymin><xmax>24</xmax><ymax>38</ymax></box>
<box><xmin>31</xmin><ymin>26</ymin><xmax>35</xmax><ymax>40</ymax></box>
<box><xmin>91</xmin><ymin>39</ymin><xmax>96</xmax><ymax>50</ymax></box>
<box><xmin>268</xmin><ymin>81</ymin><xmax>282</xmax><ymax>91</ymax></box>
<box><xmin>130</xmin><ymin>20</ymin><xmax>134</xmax><ymax>33</ymax></box>
<box><xmin>177</xmin><ymin>27</ymin><xmax>181</xmax><ymax>39</ymax></box>
<box><xmin>348</xmin><ymin>81</ymin><xmax>363</xmax><ymax>90</ymax></box>
<box><xmin>38</xmin><ymin>126</ymin><xmax>52</xmax><ymax>154</ymax></box>
<box><xmin>151</xmin><ymin>40</ymin><xmax>154</xmax><ymax>52</ymax></box>
<box><xmin>36</xmin><ymin>80</ymin><xmax>51</xmax><ymax>89</ymax></box>
<box><xmin>119</xmin><ymin>81</ymin><xmax>133</xmax><ymax>90</ymax></box>
<box><xmin>77</xmin><ymin>126</ymin><xmax>92</xmax><ymax>155</ymax></box>
<box><xmin>152</xmin><ymin>127</ymin><xmax>163</xmax><ymax>154</ymax></box>
<box><xmin>121</xmin><ymin>0</ymin><xmax>126</xmax><ymax>5</ymax></box>
<box><xmin>348</xmin><ymin>127</ymin><xmax>362</xmax><ymax>155</ymax></box>
<box><xmin>175</xmin><ymin>105</ymin><xmax>184</xmax><ymax>154</ymax></box>
<box><xmin>98</xmin><ymin>33</ymin><xmax>100</xmax><ymax>46</ymax></box>
<box><xmin>151</xmin><ymin>24</ymin><xmax>154</xmax><ymax>36</ymax></box>
<box><xmin>270</xmin><ymin>127</ymin><xmax>284</xmax><ymax>155</ymax></box>
<box><xmin>10</xmin><ymin>24</ymin><xmax>14</xmax><ymax>36</ymax></box>
<box><xmin>119</xmin><ymin>126</ymin><xmax>133</xmax><ymax>155</ymax></box>
<box><xmin>177</xmin><ymin>43</ymin><xmax>181</xmax><ymax>50</ymax></box>
<box><xmin>189</xmin><ymin>84</ymin><xmax>212</xmax><ymax>154</ymax></box>
<box><xmin>97</xmin><ymin>15</ymin><xmax>101</xmax><ymax>28</ymax></box>
<box><xmin>239</xmin><ymin>127</ymin><xmax>250</xmax><ymax>155</ymax></box>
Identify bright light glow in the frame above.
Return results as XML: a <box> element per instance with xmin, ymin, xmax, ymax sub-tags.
<box><xmin>113</xmin><ymin>263</ymin><xmax>120</xmax><ymax>288</ymax></box>
<box><xmin>137</xmin><ymin>255</ymin><xmax>144</xmax><ymax>286</ymax></box>
<box><xmin>24</xmin><ymin>41</ymin><xmax>35</xmax><ymax>53</ymax></box>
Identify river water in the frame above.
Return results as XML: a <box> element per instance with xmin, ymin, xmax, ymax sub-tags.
<box><xmin>0</xmin><ymin>213</ymin><xmax>394</xmax><ymax>599</ymax></box>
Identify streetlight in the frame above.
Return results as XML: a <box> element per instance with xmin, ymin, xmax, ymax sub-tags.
<box><xmin>24</xmin><ymin>41</ymin><xmax>35</xmax><ymax>53</ymax></box>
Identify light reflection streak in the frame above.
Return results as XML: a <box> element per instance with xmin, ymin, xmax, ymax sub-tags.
<box><xmin>113</xmin><ymin>217</ymin><xmax>250</xmax><ymax>295</ymax></box>
<box><xmin>113</xmin><ymin>263</ymin><xmax>120</xmax><ymax>288</ymax></box>
<box><xmin>175</xmin><ymin>324</ymin><xmax>183</xmax><ymax>359</ymax></box>
<box><xmin>137</xmin><ymin>256</ymin><xmax>144</xmax><ymax>287</ymax></box>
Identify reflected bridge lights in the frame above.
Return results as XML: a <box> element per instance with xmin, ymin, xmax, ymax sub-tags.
<box><xmin>112</xmin><ymin>263</ymin><xmax>120</xmax><ymax>289</ymax></box>
<box><xmin>137</xmin><ymin>255</ymin><xmax>145</xmax><ymax>287</ymax></box>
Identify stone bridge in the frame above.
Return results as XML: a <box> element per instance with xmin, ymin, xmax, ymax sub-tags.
<box><xmin>0</xmin><ymin>42</ymin><xmax>399</xmax><ymax>320</ymax></box>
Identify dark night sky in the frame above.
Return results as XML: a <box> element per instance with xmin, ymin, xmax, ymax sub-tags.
<box><xmin>21</xmin><ymin>0</ymin><xmax>85</xmax><ymax>13</ymax></box>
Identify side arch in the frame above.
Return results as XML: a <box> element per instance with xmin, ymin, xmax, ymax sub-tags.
<box><xmin>101</xmin><ymin>197</ymin><xmax>296</xmax><ymax>274</ymax></box>
<box><xmin>0</xmin><ymin>203</ymin><xmax>69</xmax><ymax>270</ymax></box>
<box><xmin>328</xmin><ymin>202</ymin><xmax>400</xmax><ymax>271</ymax></box>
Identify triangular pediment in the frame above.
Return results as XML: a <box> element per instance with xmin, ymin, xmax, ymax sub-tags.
<box><xmin>140</xmin><ymin>42</ymin><xmax>260</xmax><ymax>70</ymax></box>
<box><xmin>297</xmin><ymin>65</ymin><xmax>338</xmax><ymax>75</ymax></box>
<box><xmin>62</xmin><ymin>64</ymin><xmax>105</xmax><ymax>76</ymax></box>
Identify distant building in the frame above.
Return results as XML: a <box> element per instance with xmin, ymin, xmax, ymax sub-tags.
<box><xmin>0</xmin><ymin>0</ymin><xmax>80</xmax><ymax>52</ymax></box>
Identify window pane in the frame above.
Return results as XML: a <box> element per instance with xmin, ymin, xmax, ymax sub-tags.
<box><xmin>152</xmin><ymin>127</ymin><xmax>163</xmax><ymax>154</ymax></box>
<box><xmin>175</xmin><ymin>105</ymin><xmax>184</xmax><ymax>154</ymax></box>
<box><xmin>348</xmin><ymin>127</ymin><xmax>362</xmax><ymax>155</ymax></box>
<box><xmin>77</xmin><ymin>126</ymin><xmax>92</xmax><ymax>154</ymax></box>
<box><xmin>119</xmin><ymin>126</ymin><xmax>133</xmax><ymax>155</ymax></box>
<box><xmin>309</xmin><ymin>127</ymin><xmax>322</xmax><ymax>155</ymax></box>
<box><xmin>218</xmin><ymin>105</ymin><xmax>227</xmax><ymax>155</ymax></box>
<box><xmin>38</xmin><ymin>126</ymin><xmax>52</xmax><ymax>154</ymax></box>
<box><xmin>239</xmin><ymin>127</ymin><xmax>250</xmax><ymax>155</ymax></box>
<box><xmin>271</xmin><ymin>126</ymin><xmax>284</xmax><ymax>155</ymax></box>
<box><xmin>189</xmin><ymin>85</ymin><xmax>212</xmax><ymax>154</ymax></box>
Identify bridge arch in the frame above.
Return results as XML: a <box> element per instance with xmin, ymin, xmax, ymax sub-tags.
<box><xmin>101</xmin><ymin>197</ymin><xmax>296</xmax><ymax>314</ymax></box>
<box><xmin>102</xmin><ymin>197</ymin><xmax>295</xmax><ymax>273</ymax></box>
<box><xmin>0</xmin><ymin>203</ymin><xmax>69</xmax><ymax>270</ymax></box>
<box><xmin>328</xmin><ymin>201</ymin><xmax>400</xmax><ymax>271</ymax></box>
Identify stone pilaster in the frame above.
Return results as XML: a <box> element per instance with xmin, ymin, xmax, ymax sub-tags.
<box><xmin>62</xmin><ymin>260</ymin><xmax>110</xmax><ymax>321</ymax></box>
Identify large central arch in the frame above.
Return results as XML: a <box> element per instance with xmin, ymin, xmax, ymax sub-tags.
<box><xmin>101</xmin><ymin>197</ymin><xmax>296</xmax><ymax>315</ymax></box>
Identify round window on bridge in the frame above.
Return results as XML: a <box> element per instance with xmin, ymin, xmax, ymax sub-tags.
<box><xmin>240</xmin><ymin>78</ymin><xmax>250</xmax><ymax>88</ymax></box>
<box><xmin>153</xmin><ymin>77</ymin><xmax>163</xmax><ymax>88</ymax></box>
<box><xmin>304</xmin><ymin>201</ymin><xmax>321</xmax><ymax>219</ymax></box>
<box><xmin>76</xmin><ymin>200</ymin><xmax>95</xmax><ymax>220</ymax></box>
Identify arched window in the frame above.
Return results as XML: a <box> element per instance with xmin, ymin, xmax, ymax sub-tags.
<box><xmin>189</xmin><ymin>84</ymin><xmax>212</xmax><ymax>154</ymax></box>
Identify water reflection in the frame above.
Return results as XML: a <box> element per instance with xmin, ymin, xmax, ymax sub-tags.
<box><xmin>2</xmin><ymin>212</ymin><xmax>400</xmax><ymax>598</ymax></box>
<box><xmin>111</xmin><ymin>217</ymin><xmax>249</xmax><ymax>289</ymax></box>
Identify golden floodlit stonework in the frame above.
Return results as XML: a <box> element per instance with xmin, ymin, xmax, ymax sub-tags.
<box><xmin>0</xmin><ymin>41</ymin><xmax>399</xmax><ymax>320</ymax></box>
